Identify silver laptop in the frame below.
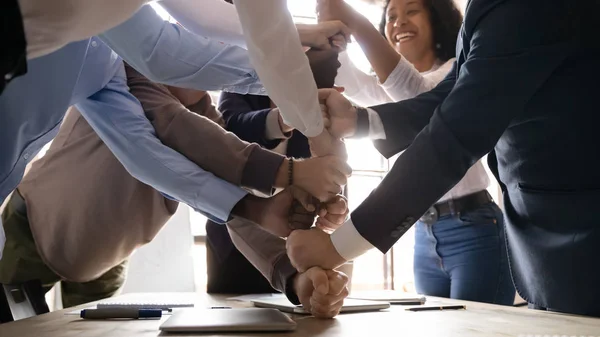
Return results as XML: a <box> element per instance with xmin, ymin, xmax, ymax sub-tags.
<box><xmin>159</xmin><ymin>308</ymin><xmax>296</xmax><ymax>332</ymax></box>
<box><xmin>251</xmin><ymin>297</ymin><xmax>390</xmax><ymax>314</ymax></box>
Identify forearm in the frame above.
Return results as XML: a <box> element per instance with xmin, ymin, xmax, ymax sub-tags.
<box><xmin>351</xmin><ymin>15</ymin><xmax>402</xmax><ymax>83</ymax></box>
<box><xmin>125</xmin><ymin>64</ymin><xmax>283</xmax><ymax>194</ymax></box>
<box><xmin>100</xmin><ymin>5</ymin><xmax>266</xmax><ymax>95</ymax></box>
<box><xmin>226</xmin><ymin>219</ymin><xmax>298</xmax><ymax>294</ymax></box>
<box><xmin>77</xmin><ymin>67</ymin><xmax>247</xmax><ymax>223</ymax></box>
<box><xmin>350</xmin><ymin>114</ymin><xmax>476</xmax><ymax>253</ymax></box>
<box><xmin>233</xmin><ymin>0</ymin><xmax>324</xmax><ymax>137</ymax></box>
<box><xmin>159</xmin><ymin>0</ymin><xmax>246</xmax><ymax>48</ymax></box>
<box><xmin>155</xmin><ymin>111</ymin><xmax>286</xmax><ymax>194</ymax></box>
<box><xmin>368</xmin><ymin>69</ymin><xmax>457</xmax><ymax>158</ymax></box>
<box><xmin>336</xmin><ymin>51</ymin><xmax>394</xmax><ymax>106</ymax></box>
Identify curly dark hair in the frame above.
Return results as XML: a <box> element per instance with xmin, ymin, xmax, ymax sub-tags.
<box><xmin>378</xmin><ymin>0</ymin><xmax>463</xmax><ymax>62</ymax></box>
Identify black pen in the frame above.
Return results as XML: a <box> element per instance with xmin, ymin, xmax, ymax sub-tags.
<box><xmin>406</xmin><ymin>305</ymin><xmax>466</xmax><ymax>312</ymax></box>
<box><xmin>80</xmin><ymin>308</ymin><xmax>162</xmax><ymax>319</ymax></box>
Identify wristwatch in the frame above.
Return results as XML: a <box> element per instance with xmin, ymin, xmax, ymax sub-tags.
<box><xmin>353</xmin><ymin>106</ymin><xmax>370</xmax><ymax>138</ymax></box>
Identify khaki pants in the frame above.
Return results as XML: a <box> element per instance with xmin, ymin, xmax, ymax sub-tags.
<box><xmin>0</xmin><ymin>200</ymin><xmax>127</xmax><ymax>309</ymax></box>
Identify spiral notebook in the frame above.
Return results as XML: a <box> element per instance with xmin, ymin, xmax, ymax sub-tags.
<box><xmin>95</xmin><ymin>293</ymin><xmax>195</xmax><ymax>311</ymax></box>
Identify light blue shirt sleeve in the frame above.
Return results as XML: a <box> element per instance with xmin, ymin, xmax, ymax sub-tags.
<box><xmin>99</xmin><ymin>5</ymin><xmax>266</xmax><ymax>95</ymax></box>
<box><xmin>75</xmin><ymin>63</ymin><xmax>247</xmax><ymax>223</ymax></box>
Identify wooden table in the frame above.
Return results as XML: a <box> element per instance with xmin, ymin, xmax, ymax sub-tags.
<box><xmin>1</xmin><ymin>292</ymin><xmax>599</xmax><ymax>337</ymax></box>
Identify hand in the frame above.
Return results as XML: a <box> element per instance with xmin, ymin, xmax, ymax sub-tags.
<box><xmin>293</xmin><ymin>267</ymin><xmax>349</xmax><ymax>318</ymax></box>
<box><xmin>319</xmin><ymin>89</ymin><xmax>358</xmax><ymax>139</ymax></box>
<box><xmin>287</xmin><ymin>228</ymin><xmax>347</xmax><ymax>272</ymax></box>
<box><xmin>316</xmin><ymin>0</ymin><xmax>359</xmax><ymax>30</ymax></box>
<box><xmin>295</xmin><ymin>156</ymin><xmax>352</xmax><ymax>202</ymax></box>
<box><xmin>316</xmin><ymin>195</ymin><xmax>349</xmax><ymax>233</ymax></box>
<box><xmin>308</xmin><ymin>129</ymin><xmax>348</xmax><ymax>159</ymax></box>
<box><xmin>296</xmin><ymin>21</ymin><xmax>351</xmax><ymax>50</ymax></box>
<box><xmin>233</xmin><ymin>189</ymin><xmax>314</xmax><ymax>238</ymax></box>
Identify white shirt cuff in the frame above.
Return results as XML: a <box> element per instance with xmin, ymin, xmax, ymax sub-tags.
<box><xmin>330</xmin><ymin>217</ymin><xmax>375</xmax><ymax>261</ymax></box>
<box><xmin>366</xmin><ymin>108</ymin><xmax>386</xmax><ymax>140</ymax></box>
<box><xmin>265</xmin><ymin>108</ymin><xmax>291</xmax><ymax>140</ymax></box>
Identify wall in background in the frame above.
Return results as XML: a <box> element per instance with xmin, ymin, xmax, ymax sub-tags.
<box><xmin>121</xmin><ymin>206</ymin><xmax>196</xmax><ymax>293</ymax></box>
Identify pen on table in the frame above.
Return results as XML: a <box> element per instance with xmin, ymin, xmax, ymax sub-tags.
<box><xmin>406</xmin><ymin>305</ymin><xmax>466</xmax><ymax>312</ymax></box>
<box><xmin>80</xmin><ymin>308</ymin><xmax>162</xmax><ymax>320</ymax></box>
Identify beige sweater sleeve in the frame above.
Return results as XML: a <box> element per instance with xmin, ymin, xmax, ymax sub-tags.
<box><xmin>125</xmin><ymin>64</ymin><xmax>284</xmax><ymax>194</ymax></box>
<box><xmin>226</xmin><ymin>219</ymin><xmax>297</xmax><ymax>293</ymax></box>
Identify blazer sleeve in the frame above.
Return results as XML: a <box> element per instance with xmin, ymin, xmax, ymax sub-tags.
<box><xmin>351</xmin><ymin>0</ymin><xmax>573</xmax><ymax>253</ymax></box>
<box><xmin>368</xmin><ymin>65</ymin><xmax>457</xmax><ymax>158</ymax></box>
<box><xmin>125</xmin><ymin>64</ymin><xmax>284</xmax><ymax>195</ymax></box>
<box><xmin>218</xmin><ymin>92</ymin><xmax>285</xmax><ymax>150</ymax></box>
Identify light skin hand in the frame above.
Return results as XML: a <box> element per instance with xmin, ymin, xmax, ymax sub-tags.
<box><xmin>316</xmin><ymin>195</ymin><xmax>349</xmax><ymax>233</ymax></box>
<box><xmin>308</xmin><ymin>128</ymin><xmax>348</xmax><ymax>160</ymax></box>
<box><xmin>286</xmin><ymin>228</ymin><xmax>347</xmax><ymax>272</ymax></box>
<box><xmin>319</xmin><ymin>89</ymin><xmax>358</xmax><ymax>139</ymax></box>
<box><xmin>296</xmin><ymin>21</ymin><xmax>352</xmax><ymax>50</ymax></box>
<box><xmin>295</xmin><ymin>156</ymin><xmax>352</xmax><ymax>202</ymax></box>
<box><xmin>293</xmin><ymin>267</ymin><xmax>349</xmax><ymax>318</ymax></box>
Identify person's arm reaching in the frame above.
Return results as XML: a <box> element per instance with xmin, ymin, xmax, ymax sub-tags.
<box><xmin>288</xmin><ymin>0</ymin><xmax>573</xmax><ymax>269</ymax></box>
<box><xmin>218</xmin><ymin>92</ymin><xmax>290</xmax><ymax>150</ymax></box>
<box><xmin>319</xmin><ymin>0</ymin><xmax>452</xmax><ymax>103</ymax></box>
<box><xmin>227</xmin><ymin>196</ymin><xmax>351</xmax><ymax>318</ymax></box>
<box><xmin>317</xmin><ymin>0</ymin><xmax>400</xmax><ymax>83</ymax></box>
<box><xmin>99</xmin><ymin>5</ymin><xmax>266</xmax><ymax>95</ymax></box>
<box><xmin>335</xmin><ymin>51</ymin><xmax>394</xmax><ymax>106</ymax></box>
<box><xmin>76</xmin><ymin>63</ymin><xmax>247</xmax><ymax>223</ymax></box>
<box><xmin>125</xmin><ymin>64</ymin><xmax>285</xmax><ymax>195</ymax></box>
<box><xmin>232</xmin><ymin>0</ymin><xmax>323</xmax><ymax>137</ymax></box>
<box><xmin>159</xmin><ymin>0</ymin><xmax>246</xmax><ymax>48</ymax></box>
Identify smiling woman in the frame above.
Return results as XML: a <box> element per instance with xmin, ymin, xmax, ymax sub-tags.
<box><xmin>380</xmin><ymin>0</ymin><xmax>462</xmax><ymax>72</ymax></box>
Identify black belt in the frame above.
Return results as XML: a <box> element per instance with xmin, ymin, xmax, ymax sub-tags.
<box><xmin>8</xmin><ymin>190</ymin><xmax>28</xmax><ymax>218</ymax></box>
<box><xmin>419</xmin><ymin>190</ymin><xmax>493</xmax><ymax>225</ymax></box>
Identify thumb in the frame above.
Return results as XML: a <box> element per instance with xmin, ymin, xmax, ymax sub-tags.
<box><xmin>305</xmin><ymin>267</ymin><xmax>330</xmax><ymax>295</ymax></box>
<box><xmin>292</xmin><ymin>187</ymin><xmax>316</xmax><ymax>212</ymax></box>
<box><xmin>318</xmin><ymin>88</ymin><xmax>335</xmax><ymax>104</ymax></box>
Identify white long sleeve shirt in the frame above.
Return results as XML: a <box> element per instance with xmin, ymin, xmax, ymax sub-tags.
<box><xmin>332</xmin><ymin>54</ymin><xmax>490</xmax><ymax>261</ymax></box>
<box><xmin>232</xmin><ymin>0</ymin><xmax>324</xmax><ymax>137</ymax></box>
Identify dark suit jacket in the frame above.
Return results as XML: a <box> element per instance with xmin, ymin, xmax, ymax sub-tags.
<box><xmin>352</xmin><ymin>0</ymin><xmax>600</xmax><ymax>316</ymax></box>
<box><xmin>218</xmin><ymin>92</ymin><xmax>312</xmax><ymax>159</ymax></box>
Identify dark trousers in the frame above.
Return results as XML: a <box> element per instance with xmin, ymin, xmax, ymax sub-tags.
<box><xmin>0</xmin><ymin>193</ymin><xmax>127</xmax><ymax>309</ymax></box>
<box><xmin>205</xmin><ymin>221</ymin><xmax>276</xmax><ymax>294</ymax></box>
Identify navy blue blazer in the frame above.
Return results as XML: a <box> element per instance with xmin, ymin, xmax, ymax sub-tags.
<box><xmin>351</xmin><ymin>0</ymin><xmax>600</xmax><ymax>316</ymax></box>
<box><xmin>218</xmin><ymin>92</ymin><xmax>311</xmax><ymax>159</ymax></box>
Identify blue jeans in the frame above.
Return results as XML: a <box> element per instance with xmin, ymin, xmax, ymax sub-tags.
<box><xmin>413</xmin><ymin>202</ymin><xmax>515</xmax><ymax>305</ymax></box>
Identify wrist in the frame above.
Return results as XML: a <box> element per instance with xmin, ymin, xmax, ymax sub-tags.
<box><xmin>274</xmin><ymin>159</ymin><xmax>290</xmax><ymax>188</ymax></box>
<box><xmin>352</xmin><ymin>107</ymin><xmax>370</xmax><ymax>139</ymax></box>
<box><xmin>350</xmin><ymin>14</ymin><xmax>370</xmax><ymax>32</ymax></box>
<box><xmin>231</xmin><ymin>195</ymin><xmax>264</xmax><ymax>224</ymax></box>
